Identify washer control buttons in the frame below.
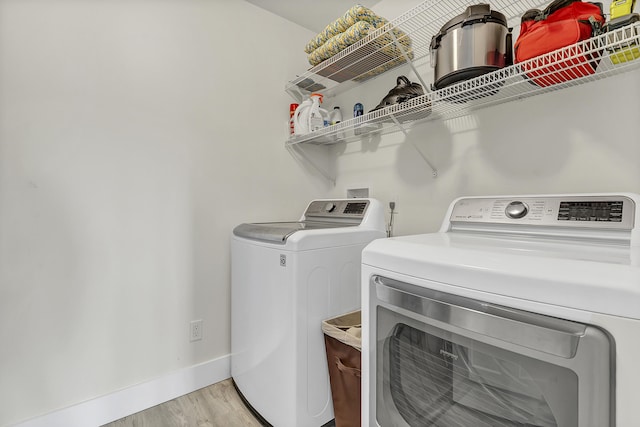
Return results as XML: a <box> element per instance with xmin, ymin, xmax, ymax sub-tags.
<box><xmin>505</xmin><ymin>201</ymin><xmax>529</xmax><ymax>219</ymax></box>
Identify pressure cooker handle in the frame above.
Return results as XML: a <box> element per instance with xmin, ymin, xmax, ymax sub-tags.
<box><xmin>461</xmin><ymin>3</ymin><xmax>492</xmax><ymax>27</ymax></box>
<box><xmin>429</xmin><ymin>35</ymin><xmax>438</xmax><ymax>67</ymax></box>
<box><xmin>505</xmin><ymin>28</ymin><xmax>513</xmax><ymax>66</ymax></box>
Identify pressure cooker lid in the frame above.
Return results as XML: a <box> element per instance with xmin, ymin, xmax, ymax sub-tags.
<box><xmin>432</xmin><ymin>4</ymin><xmax>507</xmax><ymax>46</ymax></box>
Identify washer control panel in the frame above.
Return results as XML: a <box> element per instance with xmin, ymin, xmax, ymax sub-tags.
<box><xmin>449</xmin><ymin>195</ymin><xmax>635</xmax><ymax>229</ymax></box>
<box><xmin>305</xmin><ymin>199</ymin><xmax>370</xmax><ymax>222</ymax></box>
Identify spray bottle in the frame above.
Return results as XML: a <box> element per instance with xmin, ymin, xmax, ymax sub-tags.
<box><xmin>308</xmin><ymin>93</ymin><xmax>328</xmax><ymax>132</ymax></box>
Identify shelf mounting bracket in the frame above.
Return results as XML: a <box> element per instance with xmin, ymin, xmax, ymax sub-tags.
<box><xmin>390</xmin><ymin>31</ymin><xmax>428</xmax><ymax>91</ymax></box>
<box><xmin>389</xmin><ymin>114</ymin><xmax>437</xmax><ymax>177</ymax></box>
<box><xmin>286</xmin><ymin>143</ymin><xmax>336</xmax><ymax>185</ymax></box>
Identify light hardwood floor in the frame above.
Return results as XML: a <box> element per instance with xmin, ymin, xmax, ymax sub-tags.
<box><xmin>102</xmin><ymin>379</ymin><xmax>265</xmax><ymax>427</ymax></box>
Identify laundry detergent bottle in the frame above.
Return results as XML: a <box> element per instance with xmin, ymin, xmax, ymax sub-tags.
<box><xmin>293</xmin><ymin>93</ymin><xmax>328</xmax><ymax>135</ymax></box>
<box><xmin>293</xmin><ymin>98</ymin><xmax>312</xmax><ymax>135</ymax></box>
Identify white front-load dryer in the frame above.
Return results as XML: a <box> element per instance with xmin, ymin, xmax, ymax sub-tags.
<box><xmin>231</xmin><ymin>198</ymin><xmax>385</xmax><ymax>427</ymax></box>
<box><xmin>361</xmin><ymin>193</ymin><xmax>640</xmax><ymax>427</ymax></box>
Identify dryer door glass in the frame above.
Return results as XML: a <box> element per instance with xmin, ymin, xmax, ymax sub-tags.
<box><xmin>372</xmin><ymin>277</ymin><xmax>612</xmax><ymax>427</ymax></box>
<box><xmin>378</xmin><ymin>307</ymin><xmax>577</xmax><ymax>426</ymax></box>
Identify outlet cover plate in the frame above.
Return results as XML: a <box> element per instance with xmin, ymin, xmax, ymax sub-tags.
<box><xmin>347</xmin><ymin>187</ymin><xmax>369</xmax><ymax>198</ymax></box>
<box><xmin>190</xmin><ymin>320</ymin><xmax>203</xmax><ymax>342</ymax></box>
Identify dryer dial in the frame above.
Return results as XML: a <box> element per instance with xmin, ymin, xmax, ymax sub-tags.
<box><xmin>505</xmin><ymin>201</ymin><xmax>529</xmax><ymax>219</ymax></box>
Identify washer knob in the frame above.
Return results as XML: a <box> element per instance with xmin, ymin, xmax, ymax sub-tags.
<box><xmin>505</xmin><ymin>201</ymin><xmax>528</xmax><ymax>219</ymax></box>
<box><xmin>324</xmin><ymin>202</ymin><xmax>336</xmax><ymax>213</ymax></box>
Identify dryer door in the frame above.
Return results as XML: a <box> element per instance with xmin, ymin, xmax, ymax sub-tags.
<box><xmin>370</xmin><ymin>276</ymin><xmax>613</xmax><ymax>427</ymax></box>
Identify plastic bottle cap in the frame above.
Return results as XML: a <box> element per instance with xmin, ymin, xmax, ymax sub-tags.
<box><xmin>310</xmin><ymin>93</ymin><xmax>324</xmax><ymax>103</ymax></box>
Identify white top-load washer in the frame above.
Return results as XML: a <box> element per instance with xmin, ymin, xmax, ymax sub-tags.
<box><xmin>362</xmin><ymin>193</ymin><xmax>640</xmax><ymax>427</ymax></box>
<box><xmin>232</xmin><ymin>198</ymin><xmax>385</xmax><ymax>427</ymax></box>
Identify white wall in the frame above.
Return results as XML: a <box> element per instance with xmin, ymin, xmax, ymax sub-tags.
<box><xmin>0</xmin><ymin>1</ymin><xmax>322</xmax><ymax>425</ymax></box>
<box><xmin>324</xmin><ymin>0</ymin><xmax>640</xmax><ymax>235</ymax></box>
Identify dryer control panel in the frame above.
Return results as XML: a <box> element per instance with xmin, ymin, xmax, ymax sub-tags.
<box><xmin>449</xmin><ymin>194</ymin><xmax>636</xmax><ymax>230</ymax></box>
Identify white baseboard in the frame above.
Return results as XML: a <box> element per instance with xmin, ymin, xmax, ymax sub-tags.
<box><xmin>13</xmin><ymin>354</ymin><xmax>231</xmax><ymax>427</ymax></box>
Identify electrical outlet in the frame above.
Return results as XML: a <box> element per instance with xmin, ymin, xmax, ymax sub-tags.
<box><xmin>190</xmin><ymin>320</ymin><xmax>203</xmax><ymax>342</ymax></box>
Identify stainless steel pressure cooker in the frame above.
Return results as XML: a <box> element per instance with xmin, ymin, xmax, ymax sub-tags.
<box><xmin>430</xmin><ymin>4</ymin><xmax>512</xmax><ymax>90</ymax></box>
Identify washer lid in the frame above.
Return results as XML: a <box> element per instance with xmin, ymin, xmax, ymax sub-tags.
<box><xmin>233</xmin><ymin>220</ymin><xmax>354</xmax><ymax>244</ymax></box>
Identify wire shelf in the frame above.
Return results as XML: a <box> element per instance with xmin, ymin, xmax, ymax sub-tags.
<box><xmin>286</xmin><ymin>22</ymin><xmax>640</xmax><ymax>147</ymax></box>
<box><xmin>285</xmin><ymin>0</ymin><xmax>549</xmax><ymax>99</ymax></box>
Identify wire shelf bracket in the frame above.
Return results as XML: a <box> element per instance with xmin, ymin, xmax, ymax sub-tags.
<box><xmin>286</xmin><ymin>143</ymin><xmax>336</xmax><ymax>185</ymax></box>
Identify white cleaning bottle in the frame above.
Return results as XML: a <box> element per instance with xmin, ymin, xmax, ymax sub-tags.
<box><xmin>293</xmin><ymin>98</ymin><xmax>313</xmax><ymax>135</ymax></box>
<box><xmin>308</xmin><ymin>93</ymin><xmax>328</xmax><ymax>132</ymax></box>
<box><xmin>329</xmin><ymin>106</ymin><xmax>342</xmax><ymax>125</ymax></box>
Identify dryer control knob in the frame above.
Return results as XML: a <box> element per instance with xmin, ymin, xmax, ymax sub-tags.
<box><xmin>505</xmin><ymin>201</ymin><xmax>528</xmax><ymax>219</ymax></box>
<box><xmin>324</xmin><ymin>202</ymin><xmax>336</xmax><ymax>213</ymax></box>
